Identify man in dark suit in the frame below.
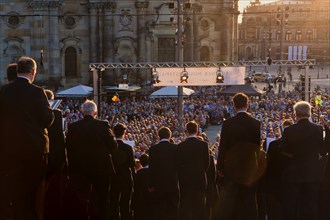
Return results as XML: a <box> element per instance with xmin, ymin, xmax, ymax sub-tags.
<box><xmin>0</xmin><ymin>56</ymin><xmax>54</xmax><ymax>220</ymax></box>
<box><xmin>281</xmin><ymin>101</ymin><xmax>325</xmax><ymax>220</ymax></box>
<box><xmin>43</xmin><ymin>89</ymin><xmax>66</xmax><ymax>220</ymax></box>
<box><xmin>319</xmin><ymin>122</ymin><xmax>330</xmax><ymax>220</ymax></box>
<box><xmin>263</xmin><ymin>119</ymin><xmax>293</xmax><ymax>220</ymax></box>
<box><xmin>6</xmin><ymin>63</ymin><xmax>17</xmax><ymax>83</ymax></box>
<box><xmin>66</xmin><ymin>100</ymin><xmax>117</xmax><ymax>220</ymax></box>
<box><xmin>177</xmin><ymin>121</ymin><xmax>210</xmax><ymax>220</ymax></box>
<box><xmin>110</xmin><ymin>123</ymin><xmax>135</xmax><ymax>220</ymax></box>
<box><xmin>149</xmin><ymin>126</ymin><xmax>179</xmax><ymax>220</ymax></box>
<box><xmin>217</xmin><ymin>92</ymin><xmax>261</xmax><ymax>220</ymax></box>
<box><xmin>44</xmin><ymin>89</ymin><xmax>66</xmax><ymax>177</ymax></box>
<box><xmin>133</xmin><ymin>154</ymin><xmax>153</xmax><ymax>220</ymax></box>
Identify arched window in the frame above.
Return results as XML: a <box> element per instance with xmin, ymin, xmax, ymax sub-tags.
<box><xmin>245</xmin><ymin>47</ymin><xmax>253</xmax><ymax>60</ymax></box>
<box><xmin>200</xmin><ymin>46</ymin><xmax>210</xmax><ymax>61</ymax></box>
<box><xmin>7</xmin><ymin>45</ymin><xmax>21</xmax><ymax>63</ymax></box>
<box><xmin>65</xmin><ymin>47</ymin><xmax>77</xmax><ymax>77</ymax></box>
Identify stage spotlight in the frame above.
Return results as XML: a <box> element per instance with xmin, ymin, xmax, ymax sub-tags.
<box><xmin>180</xmin><ymin>68</ymin><xmax>189</xmax><ymax>83</ymax></box>
<box><xmin>152</xmin><ymin>68</ymin><xmax>161</xmax><ymax>84</ymax></box>
<box><xmin>216</xmin><ymin>68</ymin><xmax>224</xmax><ymax>83</ymax></box>
<box><xmin>122</xmin><ymin>73</ymin><xmax>129</xmax><ymax>84</ymax></box>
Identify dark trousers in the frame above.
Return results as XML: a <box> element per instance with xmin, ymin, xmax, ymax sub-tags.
<box><xmin>43</xmin><ymin>171</ymin><xmax>67</xmax><ymax>220</ymax></box>
<box><xmin>0</xmin><ymin>158</ymin><xmax>45</xmax><ymax>220</ymax></box>
<box><xmin>179</xmin><ymin>191</ymin><xmax>206</xmax><ymax>220</ymax></box>
<box><xmin>218</xmin><ymin>180</ymin><xmax>258</xmax><ymax>220</ymax></box>
<box><xmin>265</xmin><ymin>192</ymin><xmax>282</xmax><ymax>220</ymax></box>
<box><xmin>153</xmin><ymin>191</ymin><xmax>179</xmax><ymax>220</ymax></box>
<box><xmin>70</xmin><ymin>173</ymin><xmax>110</xmax><ymax>220</ymax></box>
<box><xmin>282</xmin><ymin>182</ymin><xmax>320</xmax><ymax>220</ymax></box>
<box><xmin>109</xmin><ymin>175</ymin><xmax>133</xmax><ymax>220</ymax></box>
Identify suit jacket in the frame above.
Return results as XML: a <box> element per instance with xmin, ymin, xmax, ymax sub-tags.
<box><xmin>66</xmin><ymin>115</ymin><xmax>117</xmax><ymax>176</ymax></box>
<box><xmin>281</xmin><ymin>118</ymin><xmax>324</xmax><ymax>183</ymax></box>
<box><xmin>47</xmin><ymin>109</ymin><xmax>66</xmax><ymax>175</ymax></box>
<box><xmin>264</xmin><ymin>138</ymin><xmax>286</xmax><ymax>194</ymax></box>
<box><xmin>0</xmin><ymin>77</ymin><xmax>54</xmax><ymax>168</ymax></box>
<box><xmin>177</xmin><ymin>137</ymin><xmax>210</xmax><ymax>192</ymax></box>
<box><xmin>112</xmin><ymin>139</ymin><xmax>135</xmax><ymax>177</ymax></box>
<box><xmin>217</xmin><ymin>112</ymin><xmax>261</xmax><ymax>181</ymax></box>
<box><xmin>149</xmin><ymin>140</ymin><xmax>179</xmax><ymax>193</ymax></box>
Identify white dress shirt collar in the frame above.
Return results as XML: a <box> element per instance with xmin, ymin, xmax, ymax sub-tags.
<box><xmin>159</xmin><ymin>138</ymin><xmax>170</xmax><ymax>143</ymax></box>
<box><xmin>17</xmin><ymin>76</ymin><xmax>31</xmax><ymax>83</ymax></box>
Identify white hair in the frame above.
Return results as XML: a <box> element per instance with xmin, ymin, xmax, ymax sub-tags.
<box><xmin>294</xmin><ymin>101</ymin><xmax>311</xmax><ymax>118</ymax></box>
<box><xmin>81</xmin><ymin>100</ymin><xmax>97</xmax><ymax>116</ymax></box>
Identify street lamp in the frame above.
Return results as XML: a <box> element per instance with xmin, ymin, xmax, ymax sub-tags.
<box><xmin>98</xmin><ymin>68</ymin><xmax>105</xmax><ymax>116</ymax></box>
<box><xmin>177</xmin><ymin>0</ymin><xmax>184</xmax><ymax>132</ymax></box>
<box><xmin>277</xmin><ymin>6</ymin><xmax>289</xmax><ymax>60</ymax></box>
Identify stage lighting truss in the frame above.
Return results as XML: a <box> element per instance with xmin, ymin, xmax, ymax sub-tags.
<box><xmin>122</xmin><ymin>73</ymin><xmax>129</xmax><ymax>84</ymax></box>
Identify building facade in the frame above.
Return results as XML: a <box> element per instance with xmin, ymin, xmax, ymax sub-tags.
<box><xmin>0</xmin><ymin>0</ymin><xmax>239</xmax><ymax>88</ymax></box>
<box><xmin>238</xmin><ymin>0</ymin><xmax>330</xmax><ymax>63</ymax></box>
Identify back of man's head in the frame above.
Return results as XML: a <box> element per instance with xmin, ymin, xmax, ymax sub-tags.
<box><xmin>81</xmin><ymin>100</ymin><xmax>97</xmax><ymax>117</ymax></box>
<box><xmin>233</xmin><ymin>93</ymin><xmax>249</xmax><ymax>110</ymax></box>
<box><xmin>185</xmin><ymin>121</ymin><xmax>199</xmax><ymax>136</ymax></box>
<box><xmin>44</xmin><ymin>89</ymin><xmax>54</xmax><ymax>100</ymax></box>
<box><xmin>158</xmin><ymin>126</ymin><xmax>172</xmax><ymax>140</ymax></box>
<box><xmin>7</xmin><ymin>63</ymin><xmax>17</xmax><ymax>82</ymax></box>
<box><xmin>17</xmin><ymin>56</ymin><xmax>36</xmax><ymax>75</ymax></box>
<box><xmin>113</xmin><ymin>123</ymin><xmax>127</xmax><ymax>138</ymax></box>
<box><xmin>139</xmin><ymin>154</ymin><xmax>149</xmax><ymax>167</ymax></box>
<box><xmin>294</xmin><ymin>101</ymin><xmax>311</xmax><ymax>119</ymax></box>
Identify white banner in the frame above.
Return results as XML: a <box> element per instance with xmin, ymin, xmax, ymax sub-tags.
<box><xmin>288</xmin><ymin>46</ymin><xmax>293</xmax><ymax>60</ymax></box>
<box><xmin>303</xmin><ymin>46</ymin><xmax>307</xmax><ymax>60</ymax></box>
<box><xmin>153</xmin><ymin>67</ymin><xmax>245</xmax><ymax>86</ymax></box>
<box><xmin>293</xmin><ymin>46</ymin><xmax>298</xmax><ymax>60</ymax></box>
<box><xmin>298</xmin><ymin>46</ymin><xmax>303</xmax><ymax>60</ymax></box>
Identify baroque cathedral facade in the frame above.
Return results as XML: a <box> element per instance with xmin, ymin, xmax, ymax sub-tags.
<box><xmin>0</xmin><ymin>0</ymin><xmax>239</xmax><ymax>88</ymax></box>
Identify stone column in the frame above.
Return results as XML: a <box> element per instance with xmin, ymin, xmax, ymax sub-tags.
<box><xmin>135</xmin><ymin>1</ymin><xmax>149</xmax><ymax>63</ymax></box>
<box><xmin>48</xmin><ymin>2</ymin><xmax>61</xmax><ymax>77</ymax></box>
<box><xmin>88</xmin><ymin>3</ymin><xmax>100</xmax><ymax>63</ymax></box>
<box><xmin>135</xmin><ymin>1</ymin><xmax>149</xmax><ymax>85</ymax></box>
<box><xmin>28</xmin><ymin>1</ymin><xmax>62</xmax><ymax>80</ymax></box>
<box><xmin>232</xmin><ymin>0</ymin><xmax>239</xmax><ymax>61</ymax></box>
<box><xmin>103</xmin><ymin>2</ymin><xmax>117</xmax><ymax>63</ymax></box>
<box><xmin>220</xmin><ymin>7</ymin><xmax>232</xmax><ymax>61</ymax></box>
<box><xmin>190</xmin><ymin>3</ymin><xmax>202</xmax><ymax>62</ymax></box>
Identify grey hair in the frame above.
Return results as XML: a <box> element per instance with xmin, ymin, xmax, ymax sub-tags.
<box><xmin>294</xmin><ymin>101</ymin><xmax>311</xmax><ymax>118</ymax></box>
<box><xmin>81</xmin><ymin>100</ymin><xmax>97</xmax><ymax>116</ymax></box>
